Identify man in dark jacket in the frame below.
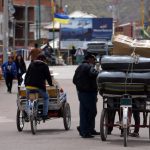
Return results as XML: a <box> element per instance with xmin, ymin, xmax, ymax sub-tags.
<box><xmin>73</xmin><ymin>54</ymin><xmax>99</xmax><ymax>138</ymax></box>
<box><xmin>25</xmin><ymin>54</ymin><xmax>53</xmax><ymax>119</ymax></box>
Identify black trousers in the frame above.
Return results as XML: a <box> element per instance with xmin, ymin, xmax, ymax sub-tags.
<box><xmin>107</xmin><ymin>98</ymin><xmax>120</xmax><ymax>133</ymax></box>
<box><xmin>5</xmin><ymin>74</ymin><xmax>13</xmax><ymax>92</ymax></box>
<box><xmin>17</xmin><ymin>74</ymin><xmax>23</xmax><ymax>85</ymax></box>
<box><xmin>132</xmin><ymin>99</ymin><xmax>141</xmax><ymax>133</ymax></box>
<box><xmin>78</xmin><ymin>91</ymin><xmax>97</xmax><ymax>135</ymax></box>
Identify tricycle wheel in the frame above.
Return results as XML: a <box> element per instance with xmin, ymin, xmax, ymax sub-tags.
<box><xmin>30</xmin><ymin>114</ymin><xmax>37</xmax><ymax>135</ymax></box>
<box><xmin>100</xmin><ymin>109</ymin><xmax>108</xmax><ymax>141</ymax></box>
<box><xmin>63</xmin><ymin>102</ymin><xmax>71</xmax><ymax>130</ymax></box>
<box><xmin>149</xmin><ymin>115</ymin><xmax>150</xmax><ymax>140</ymax></box>
<box><xmin>16</xmin><ymin>108</ymin><xmax>25</xmax><ymax>132</ymax></box>
<box><xmin>123</xmin><ymin>128</ymin><xmax>127</xmax><ymax>147</ymax></box>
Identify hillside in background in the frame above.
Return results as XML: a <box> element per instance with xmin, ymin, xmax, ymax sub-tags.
<box><xmin>61</xmin><ymin>0</ymin><xmax>150</xmax><ymax>24</ymax></box>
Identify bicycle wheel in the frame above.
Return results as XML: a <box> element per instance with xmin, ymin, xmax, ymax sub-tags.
<box><xmin>30</xmin><ymin>102</ymin><xmax>38</xmax><ymax>135</ymax></box>
<box><xmin>30</xmin><ymin>114</ymin><xmax>37</xmax><ymax>135</ymax></box>
<box><xmin>123</xmin><ymin>128</ymin><xmax>128</xmax><ymax>147</ymax></box>
<box><xmin>149</xmin><ymin>115</ymin><xmax>150</xmax><ymax>140</ymax></box>
<box><xmin>100</xmin><ymin>109</ymin><xmax>108</xmax><ymax>141</ymax></box>
<box><xmin>16</xmin><ymin>108</ymin><xmax>25</xmax><ymax>132</ymax></box>
<box><xmin>122</xmin><ymin>107</ymin><xmax>128</xmax><ymax>147</ymax></box>
<box><xmin>63</xmin><ymin>102</ymin><xmax>71</xmax><ymax>130</ymax></box>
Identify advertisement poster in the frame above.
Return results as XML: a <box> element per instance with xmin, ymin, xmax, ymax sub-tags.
<box><xmin>60</xmin><ymin>18</ymin><xmax>113</xmax><ymax>49</ymax></box>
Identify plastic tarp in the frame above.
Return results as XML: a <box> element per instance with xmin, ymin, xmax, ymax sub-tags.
<box><xmin>101</xmin><ymin>55</ymin><xmax>150</xmax><ymax>72</ymax></box>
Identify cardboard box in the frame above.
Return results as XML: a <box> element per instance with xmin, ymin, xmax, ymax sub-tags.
<box><xmin>46</xmin><ymin>86</ymin><xmax>58</xmax><ymax>98</ymax></box>
<box><xmin>112</xmin><ymin>35</ymin><xmax>150</xmax><ymax>57</ymax></box>
<box><xmin>18</xmin><ymin>86</ymin><xmax>58</xmax><ymax>98</ymax></box>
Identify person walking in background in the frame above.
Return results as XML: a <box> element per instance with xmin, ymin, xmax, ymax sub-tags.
<box><xmin>73</xmin><ymin>54</ymin><xmax>99</xmax><ymax>138</ymax></box>
<box><xmin>70</xmin><ymin>46</ymin><xmax>76</xmax><ymax>65</ymax></box>
<box><xmin>15</xmin><ymin>54</ymin><xmax>26</xmax><ymax>85</ymax></box>
<box><xmin>74</xmin><ymin>48</ymin><xmax>84</xmax><ymax>64</ymax></box>
<box><xmin>1</xmin><ymin>56</ymin><xmax>17</xmax><ymax>93</ymax></box>
<box><xmin>28</xmin><ymin>43</ymin><xmax>41</xmax><ymax>62</ymax></box>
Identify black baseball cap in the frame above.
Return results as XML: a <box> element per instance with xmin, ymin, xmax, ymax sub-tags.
<box><xmin>84</xmin><ymin>54</ymin><xmax>96</xmax><ymax>60</ymax></box>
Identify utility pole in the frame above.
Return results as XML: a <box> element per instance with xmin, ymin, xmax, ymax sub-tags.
<box><xmin>141</xmin><ymin>0</ymin><xmax>145</xmax><ymax>28</ymax></box>
<box><xmin>36</xmin><ymin>0</ymin><xmax>41</xmax><ymax>44</ymax></box>
<box><xmin>51</xmin><ymin>0</ymin><xmax>55</xmax><ymax>51</ymax></box>
<box><xmin>38</xmin><ymin>0</ymin><xmax>41</xmax><ymax>41</ymax></box>
<box><xmin>3</xmin><ymin>0</ymin><xmax>9</xmax><ymax>62</ymax></box>
<box><xmin>25</xmin><ymin>0</ymin><xmax>29</xmax><ymax>50</ymax></box>
<box><xmin>13</xmin><ymin>19</ymin><xmax>16</xmax><ymax>50</ymax></box>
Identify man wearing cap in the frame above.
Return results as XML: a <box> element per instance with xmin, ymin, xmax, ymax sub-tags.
<box><xmin>73</xmin><ymin>54</ymin><xmax>99</xmax><ymax>138</ymax></box>
<box><xmin>25</xmin><ymin>54</ymin><xmax>53</xmax><ymax>120</ymax></box>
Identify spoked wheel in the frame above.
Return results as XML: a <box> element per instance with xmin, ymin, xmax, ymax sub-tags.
<box><xmin>30</xmin><ymin>114</ymin><xmax>37</xmax><ymax>135</ymax></box>
<box><xmin>122</xmin><ymin>107</ymin><xmax>128</xmax><ymax>147</ymax></box>
<box><xmin>100</xmin><ymin>109</ymin><xmax>108</xmax><ymax>141</ymax></box>
<box><xmin>63</xmin><ymin>102</ymin><xmax>71</xmax><ymax>130</ymax></box>
<box><xmin>16</xmin><ymin>108</ymin><xmax>25</xmax><ymax>132</ymax></box>
<box><xmin>149</xmin><ymin>115</ymin><xmax>150</xmax><ymax>140</ymax></box>
<box><xmin>123</xmin><ymin>128</ymin><xmax>128</xmax><ymax>147</ymax></box>
<box><xmin>30</xmin><ymin>102</ymin><xmax>38</xmax><ymax>135</ymax></box>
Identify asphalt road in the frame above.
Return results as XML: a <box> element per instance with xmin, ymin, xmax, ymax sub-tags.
<box><xmin>0</xmin><ymin>65</ymin><xmax>150</xmax><ymax>150</ymax></box>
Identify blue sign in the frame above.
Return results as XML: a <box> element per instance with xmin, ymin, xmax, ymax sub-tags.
<box><xmin>60</xmin><ymin>18</ymin><xmax>113</xmax><ymax>41</ymax></box>
<box><xmin>60</xmin><ymin>18</ymin><xmax>113</xmax><ymax>49</ymax></box>
<box><xmin>92</xmin><ymin>18</ymin><xmax>113</xmax><ymax>40</ymax></box>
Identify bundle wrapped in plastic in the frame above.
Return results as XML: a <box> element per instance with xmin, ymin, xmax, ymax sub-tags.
<box><xmin>97</xmin><ymin>71</ymin><xmax>150</xmax><ymax>96</ymax></box>
<box><xmin>101</xmin><ymin>55</ymin><xmax>150</xmax><ymax>72</ymax></box>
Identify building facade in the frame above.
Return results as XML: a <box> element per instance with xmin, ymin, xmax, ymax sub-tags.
<box><xmin>0</xmin><ymin>0</ymin><xmax>57</xmax><ymax>53</ymax></box>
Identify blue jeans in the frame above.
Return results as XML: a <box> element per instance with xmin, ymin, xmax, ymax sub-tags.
<box><xmin>78</xmin><ymin>91</ymin><xmax>97</xmax><ymax>135</ymax></box>
<box><xmin>26</xmin><ymin>89</ymin><xmax>49</xmax><ymax>116</ymax></box>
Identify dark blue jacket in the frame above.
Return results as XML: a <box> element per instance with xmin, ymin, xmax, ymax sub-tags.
<box><xmin>25</xmin><ymin>60</ymin><xmax>53</xmax><ymax>91</ymax></box>
<box><xmin>2</xmin><ymin>61</ymin><xmax>17</xmax><ymax>78</ymax></box>
<box><xmin>73</xmin><ymin>61</ymin><xmax>99</xmax><ymax>92</ymax></box>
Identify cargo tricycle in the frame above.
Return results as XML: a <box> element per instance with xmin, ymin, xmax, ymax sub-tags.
<box><xmin>16</xmin><ymin>77</ymin><xmax>71</xmax><ymax>135</ymax></box>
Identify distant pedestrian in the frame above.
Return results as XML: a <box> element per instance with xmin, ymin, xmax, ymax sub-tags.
<box><xmin>15</xmin><ymin>54</ymin><xmax>26</xmax><ymax>85</ymax></box>
<box><xmin>70</xmin><ymin>46</ymin><xmax>76</xmax><ymax>65</ymax></box>
<box><xmin>73</xmin><ymin>54</ymin><xmax>99</xmax><ymax>138</ymax></box>
<box><xmin>28</xmin><ymin>43</ymin><xmax>41</xmax><ymax>62</ymax></box>
<box><xmin>1</xmin><ymin>56</ymin><xmax>17</xmax><ymax>93</ymax></box>
<box><xmin>74</xmin><ymin>48</ymin><xmax>84</xmax><ymax>64</ymax></box>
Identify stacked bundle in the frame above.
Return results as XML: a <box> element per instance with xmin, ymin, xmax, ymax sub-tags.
<box><xmin>97</xmin><ymin>55</ymin><xmax>150</xmax><ymax>97</ymax></box>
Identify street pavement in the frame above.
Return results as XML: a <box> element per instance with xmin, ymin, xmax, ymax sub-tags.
<box><xmin>0</xmin><ymin>65</ymin><xmax>150</xmax><ymax>150</ymax></box>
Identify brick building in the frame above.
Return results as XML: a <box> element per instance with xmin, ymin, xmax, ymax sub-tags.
<box><xmin>0</xmin><ymin>0</ymin><xmax>59</xmax><ymax>52</ymax></box>
<box><xmin>12</xmin><ymin>0</ymin><xmax>53</xmax><ymax>49</ymax></box>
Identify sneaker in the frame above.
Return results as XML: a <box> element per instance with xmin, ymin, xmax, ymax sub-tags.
<box><xmin>82</xmin><ymin>134</ymin><xmax>94</xmax><ymax>138</ymax></box>
<box><xmin>77</xmin><ymin>126</ymin><xmax>82</xmax><ymax>136</ymax></box>
<box><xmin>90</xmin><ymin>130</ymin><xmax>100</xmax><ymax>135</ymax></box>
<box><xmin>42</xmin><ymin>115</ymin><xmax>49</xmax><ymax>121</ymax></box>
<box><xmin>23</xmin><ymin>111</ymin><xmax>29</xmax><ymax>122</ymax></box>
<box><xmin>120</xmin><ymin>129</ymin><xmax>123</xmax><ymax>137</ymax></box>
<box><xmin>107</xmin><ymin>131</ymin><xmax>111</xmax><ymax>135</ymax></box>
<box><xmin>129</xmin><ymin>132</ymin><xmax>139</xmax><ymax>137</ymax></box>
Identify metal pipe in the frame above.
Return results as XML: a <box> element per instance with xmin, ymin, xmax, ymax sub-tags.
<box><xmin>3</xmin><ymin>0</ymin><xmax>9</xmax><ymax>62</ymax></box>
<box><xmin>24</xmin><ymin>0</ymin><xmax>29</xmax><ymax>50</ymax></box>
<box><xmin>141</xmin><ymin>0</ymin><xmax>145</xmax><ymax>28</ymax></box>
<box><xmin>13</xmin><ymin>19</ymin><xmax>16</xmax><ymax>51</ymax></box>
<box><xmin>38</xmin><ymin>0</ymin><xmax>41</xmax><ymax>41</ymax></box>
<box><xmin>51</xmin><ymin>0</ymin><xmax>55</xmax><ymax>51</ymax></box>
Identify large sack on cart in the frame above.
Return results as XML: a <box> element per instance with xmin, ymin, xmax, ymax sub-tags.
<box><xmin>101</xmin><ymin>55</ymin><xmax>150</xmax><ymax>72</ymax></box>
<box><xmin>97</xmin><ymin>71</ymin><xmax>150</xmax><ymax>96</ymax></box>
<box><xmin>97</xmin><ymin>71</ymin><xmax>150</xmax><ymax>83</ymax></box>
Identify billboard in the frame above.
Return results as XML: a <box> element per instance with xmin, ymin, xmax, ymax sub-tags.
<box><xmin>60</xmin><ymin>18</ymin><xmax>113</xmax><ymax>49</ymax></box>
